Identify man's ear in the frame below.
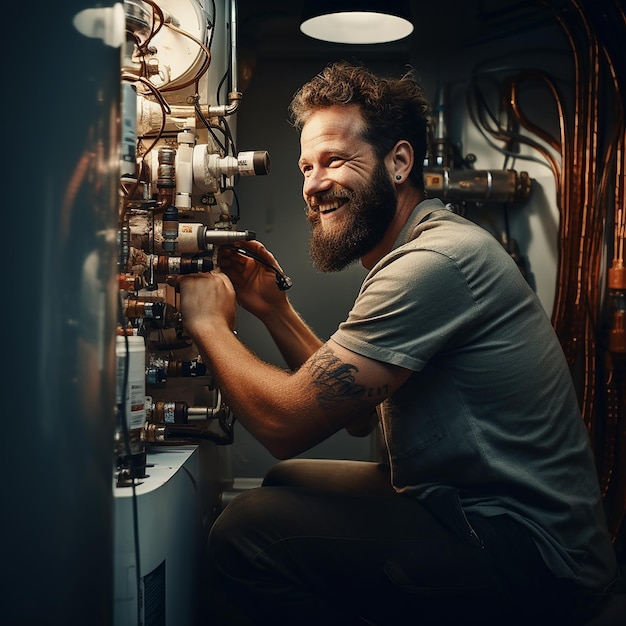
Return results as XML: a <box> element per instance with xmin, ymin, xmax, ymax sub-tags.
<box><xmin>385</xmin><ymin>140</ymin><xmax>414</xmax><ymax>183</ymax></box>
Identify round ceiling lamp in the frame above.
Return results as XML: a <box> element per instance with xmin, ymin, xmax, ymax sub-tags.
<box><xmin>300</xmin><ymin>1</ymin><xmax>414</xmax><ymax>44</ymax></box>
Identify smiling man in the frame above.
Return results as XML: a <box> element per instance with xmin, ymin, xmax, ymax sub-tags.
<box><xmin>177</xmin><ymin>61</ymin><xmax>618</xmax><ymax>625</ymax></box>
<box><xmin>299</xmin><ymin>105</ymin><xmax>402</xmax><ymax>272</ymax></box>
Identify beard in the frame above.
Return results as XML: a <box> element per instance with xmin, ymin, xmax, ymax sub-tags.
<box><xmin>307</xmin><ymin>162</ymin><xmax>398</xmax><ymax>272</ymax></box>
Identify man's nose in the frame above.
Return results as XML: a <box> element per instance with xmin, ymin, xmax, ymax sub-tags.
<box><xmin>303</xmin><ymin>168</ymin><xmax>331</xmax><ymax>197</ymax></box>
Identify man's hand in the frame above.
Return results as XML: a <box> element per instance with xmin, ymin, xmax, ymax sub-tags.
<box><xmin>177</xmin><ymin>271</ymin><xmax>237</xmax><ymax>337</ymax></box>
<box><xmin>218</xmin><ymin>241</ymin><xmax>289</xmax><ymax>321</ymax></box>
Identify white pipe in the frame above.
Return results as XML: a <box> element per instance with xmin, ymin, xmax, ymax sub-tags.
<box><xmin>208</xmin><ymin>0</ymin><xmax>242</xmax><ymax>117</ymax></box>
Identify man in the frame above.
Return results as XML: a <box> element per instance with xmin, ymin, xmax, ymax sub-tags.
<box><xmin>178</xmin><ymin>62</ymin><xmax>618</xmax><ymax>625</ymax></box>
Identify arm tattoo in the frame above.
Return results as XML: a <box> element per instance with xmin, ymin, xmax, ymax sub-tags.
<box><xmin>307</xmin><ymin>344</ymin><xmax>388</xmax><ymax>410</ymax></box>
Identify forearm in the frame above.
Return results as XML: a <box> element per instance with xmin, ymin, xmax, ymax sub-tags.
<box><xmin>177</xmin><ymin>271</ymin><xmax>351</xmax><ymax>456</ymax></box>
<box><xmin>178</xmin><ymin>272</ymin><xmax>397</xmax><ymax>455</ymax></box>
<box><xmin>255</xmin><ymin>302</ymin><xmax>377</xmax><ymax>437</ymax></box>
<box><xmin>191</xmin><ymin>319</ymin><xmax>325</xmax><ymax>458</ymax></box>
<box><xmin>259</xmin><ymin>298</ymin><xmax>323</xmax><ymax>370</ymax></box>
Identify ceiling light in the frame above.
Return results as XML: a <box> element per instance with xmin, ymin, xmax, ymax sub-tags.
<box><xmin>300</xmin><ymin>1</ymin><xmax>414</xmax><ymax>44</ymax></box>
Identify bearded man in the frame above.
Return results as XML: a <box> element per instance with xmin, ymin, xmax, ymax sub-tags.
<box><xmin>178</xmin><ymin>61</ymin><xmax>617</xmax><ymax>625</ymax></box>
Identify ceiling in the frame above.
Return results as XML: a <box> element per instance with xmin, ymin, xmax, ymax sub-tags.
<box><xmin>236</xmin><ymin>0</ymin><xmax>553</xmax><ymax>61</ymax></box>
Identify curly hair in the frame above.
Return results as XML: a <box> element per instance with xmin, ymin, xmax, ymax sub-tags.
<box><xmin>289</xmin><ymin>61</ymin><xmax>431</xmax><ymax>189</ymax></box>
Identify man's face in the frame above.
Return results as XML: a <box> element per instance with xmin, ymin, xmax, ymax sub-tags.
<box><xmin>298</xmin><ymin>105</ymin><xmax>398</xmax><ymax>272</ymax></box>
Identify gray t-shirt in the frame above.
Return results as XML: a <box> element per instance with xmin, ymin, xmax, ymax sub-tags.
<box><xmin>331</xmin><ymin>198</ymin><xmax>617</xmax><ymax>590</ymax></box>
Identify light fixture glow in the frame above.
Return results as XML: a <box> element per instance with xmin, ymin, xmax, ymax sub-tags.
<box><xmin>300</xmin><ymin>2</ymin><xmax>414</xmax><ymax>44</ymax></box>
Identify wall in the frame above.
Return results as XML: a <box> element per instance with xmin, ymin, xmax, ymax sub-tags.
<box><xmin>227</xmin><ymin>10</ymin><xmax>571</xmax><ymax>479</ymax></box>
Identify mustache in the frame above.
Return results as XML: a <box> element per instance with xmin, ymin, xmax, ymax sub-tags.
<box><xmin>305</xmin><ymin>206</ymin><xmax>320</xmax><ymax>224</ymax></box>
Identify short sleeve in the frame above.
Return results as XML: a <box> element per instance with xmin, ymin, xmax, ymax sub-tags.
<box><xmin>331</xmin><ymin>248</ymin><xmax>480</xmax><ymax>371</ymax></box>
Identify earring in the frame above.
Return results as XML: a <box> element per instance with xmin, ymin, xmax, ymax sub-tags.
<box><xmin>395</xmin><ymin>175</ymin><xmax>402</xmax><ymax>180</ymax></box>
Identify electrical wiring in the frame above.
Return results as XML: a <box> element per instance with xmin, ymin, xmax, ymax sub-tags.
<box><xmin>466</xmin><ymin>74</ymin><xmax>561</xmax><ymax>180</ymax></box>
<box><xmin>506</xmin><ymin>72</ymin><xmax>564</xmax><ymax>152</ymax></box>
<box><xmin>159</xmin><ymin>21</ymin><xmax>212</xmax><ymax>92</ymax></box>
<box><xmin>230</xmin><ymin>187</ymin><xmax>241</xmax><ymax>222</ymax></box>
<box><xmin>468</xmin><ymin>0</ymin><xmax>625</xmax><ymax>542</ymax></box>
<box><xmin>140</xmin><ymin>0</ymin><xmax>166</xmax><ymax>48</ymax></box>
<box><xmin>536</xmin><ymin>0</ymin><xmax>625</xmax><ymax>541</ymax></box>
<box><xmin>194</xmin><ymin>97</ymin><xmax>228</xmax><ymax>154</ymax></box>
<box><xmin>216</xmin><ymin>28</ymin><xmax>231</xmax><ymax>106</ymax></box>
<box><xmin>219</xmin><ymin>115</ymin><xmax>238</xmax><ymax>155</ymax></box>
<box><xmin>207</xmin><ymin>0</ymin><xmax>216</xmax><ymax>51</ymax></box>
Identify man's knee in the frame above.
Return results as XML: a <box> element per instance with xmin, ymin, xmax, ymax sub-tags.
<box><xmin>210</xmin><ymin>488</ymin><xmax>272</xmax><ymax>569</ymax></box>
<box><xmin>262</xmin><ymin>459</ymin><xmax>306</xmax><ymax>486</ymax></box>
<box><xmin>263</xmin><ymin>459</ymin><xmax>391</xmax><ymax>494</ymax></box>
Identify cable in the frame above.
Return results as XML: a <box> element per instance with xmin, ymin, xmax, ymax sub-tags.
<box><xmin>193</xmin><ymin>98</ymin><xmax>227</xmax><ymax>153</ymax></box>
<box><xmin>117</xmin><ymin>295</ymin><xmax>142</xmax><ymax>626</ymax></box>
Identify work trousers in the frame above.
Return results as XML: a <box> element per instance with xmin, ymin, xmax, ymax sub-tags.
<box><xmin>204</xmin><ymin>459</ymin><xmax>603</xmax><ymax>625</ymax></box>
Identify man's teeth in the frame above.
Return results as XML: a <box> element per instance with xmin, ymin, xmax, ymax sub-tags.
<box><xmin>319</xmin><ymin>199</ymin><xmax>344</xmax><ymax>213</ymax></box>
